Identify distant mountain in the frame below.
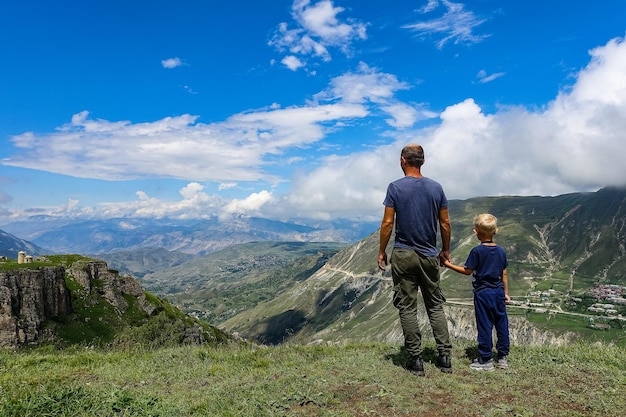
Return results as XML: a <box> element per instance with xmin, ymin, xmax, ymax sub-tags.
<box><xmin>138</xmin><ymin>241</ymin><xmax>347</xmax><ymax>324</ymax></box>
<box><xmin>1</xmin><ymin>216</ymin><xmax>378</xmax><ymax>256</ymax></box>
<box><xmin>0</xmin><ymin>229</ymin><xmax>46</xmax><ymax>258</ymax></box>
<box><xmin>91</xmin><ymin>247</ymin><xmax>194</xmax><ymax>278</ymax></box>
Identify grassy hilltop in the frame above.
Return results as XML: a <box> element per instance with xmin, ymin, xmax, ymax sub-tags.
<box><xmin>1</xmin><ymin>340</ymin><xmax>624</xmax><ymax>416</ymax></box>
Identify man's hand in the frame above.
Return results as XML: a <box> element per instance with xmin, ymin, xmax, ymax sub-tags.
<box><xmin>378</xmin><ymin>252</ymin><xmax>388</xmax><ymax>270</ymax></box>
<box><xmin>438</xmin><ymin>250</ymin><xmax>450</xmax><ymax>265</ymax></box>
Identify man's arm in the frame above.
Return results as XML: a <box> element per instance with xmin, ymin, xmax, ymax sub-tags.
<box><xmin>378</xmin><ymin>206</ymin><xmax>395</xmax><ymax>270</ymax></box>
<box><xmin>438</xmin><ymin>207</ymin><xmax>451</xmax><ymax>263</ymax></box>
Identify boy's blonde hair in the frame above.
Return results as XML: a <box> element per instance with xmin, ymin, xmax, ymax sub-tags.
<box><xmin>474</xmin><ymin>213</ymin><xmax>498</xmax><ymax>235</ymax></box>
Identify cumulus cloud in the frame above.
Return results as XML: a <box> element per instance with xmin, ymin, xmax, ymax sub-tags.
<box><xmin>269</xmin><ymin>0</ymin><xmax>367</xmax><ymax>70</ymax></box>
<box><xmin>281</xmin><ymin>55</ymin><xmax>305</xmax><ymax>71</ymax></box>
<box><xmin>403</xmin><ymin>0</ymin><xmax>489</xmax><ymax>49</ymax></box>
<box><xmin>88</xmin><ymin>183</ymin><xmax>226</xmax><ymax>220</ymax></box>
<box><xmin>223</xmin><ymin>190</ymin><xmax>273</xmax><ymax>218</ymax></box>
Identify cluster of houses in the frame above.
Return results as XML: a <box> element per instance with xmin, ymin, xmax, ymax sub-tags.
<box><xmin>588</xmin><ymin>284</ymin><xmax>626</xmax><ymax>305</ymax></box>
<box><xmin>587</xmin><ymin>303</ymin><xmax>620</xmax><ymax>315</ymax></box>
<box><xmin>520</xmin><ymin>289</ymin><xmax>559</xmax><ymax>312</ymax></box>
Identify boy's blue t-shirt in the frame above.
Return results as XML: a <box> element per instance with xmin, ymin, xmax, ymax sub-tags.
<box><xmin>382</xmin><ymin>176</ymin><xmax>447</xmax><ymax>257</ymax></box>
<box><xmin>464</xmin><ymin>244</ymin><xmax>508</xmax><ymax>292</ymax></box>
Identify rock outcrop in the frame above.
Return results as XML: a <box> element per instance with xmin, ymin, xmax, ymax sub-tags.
<box><xmin>0</xmin><ymin>267</ymin><xmax>71</xmax><ymax>346</ymax></box>
<box><xmin>0</xmin><ymin>260</ymin><xmax>157</xmax><ymax>347</ymax></box>
<box><xmin>68</xmin><ymin>260</ymin><xmax>157</xmax><ymax>317</ymax></box>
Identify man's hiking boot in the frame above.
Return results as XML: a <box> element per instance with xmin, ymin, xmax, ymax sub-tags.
<box><xmin>469</xmin><ymin>359</ymin><xmax>495</xmax><ymax>372</ymax></box>
<box><xmin>436</xmin><ymin>354</ymin><xmax>452</xmax><ymax>373</ymax></box>
<box><xmin>406</xmin><ymin>357</ymin><xmax>425</xmax><ymax>376</ymax></box>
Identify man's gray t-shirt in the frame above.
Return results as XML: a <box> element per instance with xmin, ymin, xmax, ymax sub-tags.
<box><xmin>383</xmin><ymin>176</ymin><xmax>448</xmax><ymax>257</ymax></box>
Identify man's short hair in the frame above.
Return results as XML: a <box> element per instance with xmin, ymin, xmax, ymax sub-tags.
<box><xmin>401</xmin><ymin>144</ymin><xmax>425</xmax><ymax>167</ymax></box>
<box><xmin>474</xmin><ymin>213</ymin><xmax>498</xmax><ymax>235</ymax></box>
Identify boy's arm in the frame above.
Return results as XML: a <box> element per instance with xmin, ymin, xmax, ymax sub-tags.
<box><xmin>443</xmin><ymin>259</ymin><xmax>473</xmax><ymax>275</ymax></box>
<box><xmin>502</xmin><ymin>268</ymin><xmax>511</xmax><ymax>304</ymax></box>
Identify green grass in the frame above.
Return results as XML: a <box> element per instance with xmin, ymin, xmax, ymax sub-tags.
<box><xmin>0</xmin><ymin>254</ymin><xmax>90</xmax><ymax>270</ymax></box>
<box><xmin>1</xmin><ymin>341</ymin><xmax>624</xmax><ymax>416</ymax></box>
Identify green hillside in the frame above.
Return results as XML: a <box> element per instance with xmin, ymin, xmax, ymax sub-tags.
<box><xmin>1</xmin><ymin>341</ymin><xmax>624</xmax><ymax>416</ymax></box>
<box><xmin>139</xmin><ymin>241</ymin><xmax>346</xmax><ymax>324</ymax></box>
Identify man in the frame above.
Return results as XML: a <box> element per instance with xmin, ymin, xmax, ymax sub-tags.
<box><xmin>378</xmin><ymin>144</ymin><xmax>453</xmax><ymax>376</ymax></box>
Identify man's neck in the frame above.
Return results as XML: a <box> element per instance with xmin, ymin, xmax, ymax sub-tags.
<box><xmin>404</xmin><ymin>166</ymin><xmax>423</xmax><ymax>178</ymax></box>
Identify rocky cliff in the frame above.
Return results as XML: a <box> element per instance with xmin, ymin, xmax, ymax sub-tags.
<box><xmin>0</xmin><ymin>260</ymin><xmax>158</xmax><ymax>347</ymax></box>
<box><xmin>68</xmin><ymin>260</ymin><xmax>157</xmax><ymax>317</ymax></box>
<box><xmin>0</xmin><ymin>267</ymin><xmax>71</xmax><ymax>346</ymax></box>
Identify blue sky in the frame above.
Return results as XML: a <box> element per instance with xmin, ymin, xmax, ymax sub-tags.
<box><xmin>1</xmin><ymin>0</ymin><xmax>626</xmax><ymax>224</ymax></box>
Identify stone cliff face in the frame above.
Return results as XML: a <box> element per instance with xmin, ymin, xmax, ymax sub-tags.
<box><xmin>0</xmin><ymin>267</ymin><xmax>71</xmax><ymax>347</ymax></box>
<box><xmin>68</xmin><ymin>260</ymin><xmax>156</xmax><ymax>317</ymax></box>
<box><xmin>444</xmin><ymin>305</ymin><xmax>574</xmax><ymax>346</ymax></box>
<box><xmin>0</xmin><ymin>260</ymin><xmax>156</xmax><ymax>347</ymax></box>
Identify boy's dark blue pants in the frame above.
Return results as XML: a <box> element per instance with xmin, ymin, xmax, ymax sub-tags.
<box><xmin>473</xmin><ymin>287</ymin><xmax>510</xmax><ymax>361</ymax></box>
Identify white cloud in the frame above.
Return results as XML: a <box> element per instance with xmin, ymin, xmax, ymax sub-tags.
<box><xmin>3</xmin><ymin>104</ymin><xmax>365</xmax><ymax>182</ymax></box>
<box><xmin>403</xmin><ymin>0</ymin><xmax>489</xmax><ymax>49</ymax></box>
<box><xmin>269</xmin><ymin>0</ymin><xmax>367</xmax><ymax>70</ymax></box>
<box><xmin>161</xmin><ymin>57</ymin><xmax>184</xmax><ymax>69</ymax></box>
<box><xmin>90</xmin><ymin>184</ymin><xmax>225</xmax><ymax>220</ymax></box>
<box><xmin>223</xmin><ymin>190</ymin><xmax>273</xmax><ymax>217</ymax></box>
<box><xmin>477</xmin><ymin>69</ymin><xmax>505</xmax><ymax>83</ymax></box>
<box><xmin>315</xmin><ymin>62</ymin><xmax>408</xmax><ymax>104</ymax></box>
<box><xmin>218</xmin><ymin>182</ymin><xmax>237</xmax><ymax>191</ymax></box>
<box><xmin>382</xmin><ymin>103</ymin><xmax>437</xmax><ymax>128</ymax></box>
<box><xmin>281</xmin><ymin>55</ymin><xmax>305</xmax><ymax>71</ymax></box>
<box><xmin>67</xmin><ymin>198</ymin><xmax>79</xmax><ymax>211</ymax></box>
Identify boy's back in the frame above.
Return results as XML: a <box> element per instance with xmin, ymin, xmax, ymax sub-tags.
<box><xmin>465</xmin><ymin>244</ymin><xmax>508</xmax><ymax>291</ymax></box>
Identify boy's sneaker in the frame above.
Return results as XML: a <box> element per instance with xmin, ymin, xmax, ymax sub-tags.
<box><xmin>406</xmin><ymin>357</ymin><xmax>425</xmax><ymax>376</ymax></box>
<box><xmin>469</xmin><ymin>359</ymin><xmax>495</xmax><ymax>372</ymax></box>
<box><xmin>496</xmin><ymin>356</ymin><xmax>508</xmax><ymax>369</ymax></box>
<box><xmin>436</xmin><ymin>354</ymin><xmax>453</xmax><ymax>373</ymax></box>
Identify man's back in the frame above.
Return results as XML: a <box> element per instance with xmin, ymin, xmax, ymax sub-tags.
<box><xmin>383</xmin><ymin>176</ymin><xmax>447</xmax><ymax>257</ymax></box>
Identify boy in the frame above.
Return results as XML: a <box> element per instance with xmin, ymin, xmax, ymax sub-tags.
<box><xmin>444</xmin><ymin>213</ymin><xmax>510</xmax><ymax>371</ymax></box>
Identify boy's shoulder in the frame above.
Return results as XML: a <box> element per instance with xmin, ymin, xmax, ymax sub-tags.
<box><xmin>472</xmin><ymin>243</ymin><xmax>506</xmax><ymax>252</ymax></box>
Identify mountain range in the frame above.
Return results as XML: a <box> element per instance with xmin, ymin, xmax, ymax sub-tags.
<box><xmin>1</xmin><ymin>186</ymin><xmax>625</xmax><ymax>347</ymax></box>
<box><xmin>0</xmin><ymin>228</ymin><xmax>45</xmax><ymax>258</ymax></box>
<box><xmin>0</xmin><ymin>215</ymin><xmax>377</xmax><ymax>256</ymax></box>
